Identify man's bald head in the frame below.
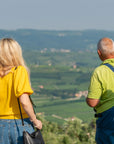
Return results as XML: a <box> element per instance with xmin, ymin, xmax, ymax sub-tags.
<box><xmin>97</xmin><ymin>38</ymin><xmax>114</xmax><ymax>60</ymax></box>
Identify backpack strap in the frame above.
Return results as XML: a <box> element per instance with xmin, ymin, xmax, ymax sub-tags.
<box><xmin>103</xmin><ymin>63</ymin><xmax>114</xmax><ymax>72</ymax></box>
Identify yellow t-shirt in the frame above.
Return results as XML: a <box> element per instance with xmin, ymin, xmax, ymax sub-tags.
<box><xmin>0</xmin><ymin>66</ymin><xmax>33</xmax><ymax>119</ymax></box>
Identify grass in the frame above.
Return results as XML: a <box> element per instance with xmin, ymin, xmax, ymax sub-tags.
<box><xmin>32</xmin><ymin>96</ymin><xmax>94</xmax><ymax>125</ymax></box>
<box><xmin>29</xmin><ymin>63</ymin><xmax>96</xmax><ymax>125</ymax></box>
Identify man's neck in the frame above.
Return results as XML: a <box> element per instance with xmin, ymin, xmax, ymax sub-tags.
<box><xmin>103</xmin><ymin>56</ymin><xmax>114</xmax><ymax>61</ymax></box>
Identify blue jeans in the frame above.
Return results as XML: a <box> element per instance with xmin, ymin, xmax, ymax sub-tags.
<box><xmin>96</xmin><ymin>107</ymin><xmax>114</xmax><ymax>144</ymax></box>
<box><xmin>0</xmin><ymin>118</ymin><xmax>34</xmax><ymax>144</ymax></box>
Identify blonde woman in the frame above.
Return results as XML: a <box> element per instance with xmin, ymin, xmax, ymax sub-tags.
<box><xmin>0</xmin><ymin>38</ymin><xmax>42</xmax><ymax>144</ymax></box>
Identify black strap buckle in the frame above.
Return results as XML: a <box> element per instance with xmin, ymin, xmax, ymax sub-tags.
<box><xmin>94</xmin><ymin>113</ymin><xmax>102</xmax><ymax>118</ymax></box>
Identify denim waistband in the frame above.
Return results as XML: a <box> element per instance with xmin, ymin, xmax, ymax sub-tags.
<box><xmin>0</xmin><ymin>118</ymin><xmax>32</xmax><ymax>126</ymax></box>
<box><xmin>94</xmin><ymin>106</ymin><xmax>114</xmax><ymax>118</ymax></box>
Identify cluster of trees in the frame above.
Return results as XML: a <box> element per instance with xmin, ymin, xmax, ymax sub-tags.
<box><xmin>38</xmin><ymin>116</ymin><xmax>96</xmax><ymax>144</ymax></box>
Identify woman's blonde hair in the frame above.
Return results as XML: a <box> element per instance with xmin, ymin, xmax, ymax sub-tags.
<box><xmin>0</xmin><ymin>38</ymin><xmax>29</xmax><ymax>77</ymax></box>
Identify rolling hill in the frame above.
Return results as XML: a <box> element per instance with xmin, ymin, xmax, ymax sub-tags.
<box><xmin>0</xmin><ymin>29</ymin><xmax>114</xmax><ymax>51</ymax></box>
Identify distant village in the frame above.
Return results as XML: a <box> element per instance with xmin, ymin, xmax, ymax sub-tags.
<box><xmin>75</xmin><ymin>90</ymin><xmax>88</xmax><ymax>98</ymax></box>
<box><xmin>38</xmin><ymin>85</ymin><xmax>88</xmax><ymax>99</ymax></box>
<box><xmin>40</xmin><ymin>48</ymin><xmax>70</xmax><ymax>53</ymax></box>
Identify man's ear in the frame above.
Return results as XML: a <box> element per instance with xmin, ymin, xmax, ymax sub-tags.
<box><xmin>97</xmin><ymin>49</ymin><xmax>101</xmax><ymax>56</ymax></box>
<box><xmin>97</xmin><ymin>49</ymin><xmax>105</xmax><ymax>61</ymax></box>
<box><xmin>97</xmin><ymin>49</ymin><xmax>103</xmax><ymax>61</ymax></box>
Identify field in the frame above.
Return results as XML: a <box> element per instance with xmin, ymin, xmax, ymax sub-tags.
<box><xmin>29</xmin><ymin>64</ymin><xmax>96</xmax><ymax>125</ymax></box>
<box><xmin>35</xmin><ymin>98</ymin><xmax>94</xmax><ymax>125</ymax></box>
<box><xmin>23</xmin><ymin>50</ymin><xmax>101</xmax><ymax>125</ymax></box>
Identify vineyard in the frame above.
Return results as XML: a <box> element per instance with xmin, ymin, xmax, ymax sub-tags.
<box><xmin>30</xmin><ymin>64</ymin><xmax>95</xmax><ymax>124</ymax></box>
<box><xmin>26</xmin><ymin>51</ymin><xmax>99</xmax><ymax>143</ymax></box>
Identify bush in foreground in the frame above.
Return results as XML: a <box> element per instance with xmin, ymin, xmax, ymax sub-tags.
<box><xmin>37</xmin><ymin>115</ymin><xmax>96</xmax><ymax>144</ymax></box>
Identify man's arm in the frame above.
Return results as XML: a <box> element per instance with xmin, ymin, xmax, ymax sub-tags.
<box><xmin>86</xmin><ymin>98</ymin><xmax>100</xmax><ymax>107</ymax></box>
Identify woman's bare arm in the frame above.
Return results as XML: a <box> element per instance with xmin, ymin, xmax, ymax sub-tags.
<box><xmin>19</xmin><ymin>93</ymin><xmax>42</xmax><ymax>129</ymax></box>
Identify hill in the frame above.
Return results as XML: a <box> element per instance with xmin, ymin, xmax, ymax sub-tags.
<box><xmin>0</xmin><ymin>29</ymin><xmax>114</xmax><ymax>51</ymax></box>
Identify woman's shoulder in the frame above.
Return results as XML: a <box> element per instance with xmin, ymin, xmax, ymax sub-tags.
<box><xmin>16</xmin><ymin>65</ymin><xmax>26</xmax><ymax>70</ymax></box>
<box><xmin>13</xmin><ymin>66</ymin><xmax>29</xmax><ymax>82</ymax></box>
<box><xmin>12</xmin><ymin>66</ymin><xmax>27</xmax><ymax>75</ymax></box>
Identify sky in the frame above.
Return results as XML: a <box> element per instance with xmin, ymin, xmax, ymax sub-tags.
<box><xmin>1</xmin><ymin>0</ymin><xmax>114</xmax><ymax>31</ymax></box>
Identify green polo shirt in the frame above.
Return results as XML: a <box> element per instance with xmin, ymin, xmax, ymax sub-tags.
<box><xmin>87</xmin><ymin>58</ymin><xmax>114</xmax><ymax>113</ymax></box>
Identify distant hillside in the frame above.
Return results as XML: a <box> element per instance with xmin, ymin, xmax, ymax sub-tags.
<box><xmin>0</xmin><ymin>29</ymin><xmax>114</xmax><ymax>51</ymax></box>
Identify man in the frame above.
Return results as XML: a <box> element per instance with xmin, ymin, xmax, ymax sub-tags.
<box><xmin>86</xmin><ymin>37</ymin><xmax>114</xmax><ymax>144</ymax></box>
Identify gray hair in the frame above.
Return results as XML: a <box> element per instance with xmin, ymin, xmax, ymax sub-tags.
<box><xmin>97</xmin><ymin>37</ymin><xmax>114</xmax><ymax>57</ymax></box>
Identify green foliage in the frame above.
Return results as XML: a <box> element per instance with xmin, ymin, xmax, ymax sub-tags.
<box><xmin>38</xmin><ymin>116</ymin><xmax>96</xmax><ymax>144</ymax></box>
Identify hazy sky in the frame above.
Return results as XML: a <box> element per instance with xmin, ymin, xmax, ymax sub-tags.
<box><xmin>1</xmin><ymin>0</ymin><xmax>114</xmax><ymax>30</ymax></box>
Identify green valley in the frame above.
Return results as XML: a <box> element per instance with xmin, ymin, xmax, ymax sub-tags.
<box><xmin>23</xmin><ymin>51</ymin><xmax>101</xmax><ymax>125</ymax></box>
